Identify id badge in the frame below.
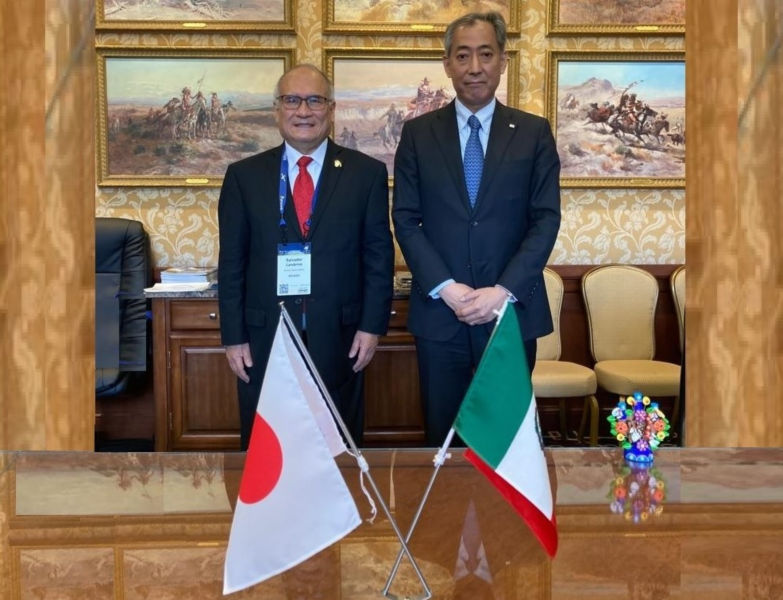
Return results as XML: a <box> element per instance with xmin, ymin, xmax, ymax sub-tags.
<box><xmin>277</xmin><ymin>243</ymin><xmax>311</xmax><ymax>296</ymax></box>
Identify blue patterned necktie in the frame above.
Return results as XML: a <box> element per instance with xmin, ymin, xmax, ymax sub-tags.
<box><xmin>463</xmin><ymin>115</ymin><xmax>484</xmax><ymax>207</ymax></box>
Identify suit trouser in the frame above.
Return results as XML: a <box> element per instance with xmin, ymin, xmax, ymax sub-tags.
<box><xmin>236</xmin><ymin>349</ymin><xmax>365</xmax><ymax>452</ymax></box>
<box><xmin>415</xmin><ymin>324</ymin><xmax>536</xmax><ymax>447</ymax></box>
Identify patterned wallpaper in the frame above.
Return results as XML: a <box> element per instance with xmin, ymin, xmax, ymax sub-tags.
<box><xmin>95</xmin><ymin>0</ymin><xmax>685</xmax><ymax>269</ymax></box>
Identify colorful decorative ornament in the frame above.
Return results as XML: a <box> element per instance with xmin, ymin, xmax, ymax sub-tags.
<box><xmin>608</xmin><ymin>461</ymin><xmax>666</xmax><ymax>522</ymax></box>
<box><xmin>607</xmin><ymin>391</ymin><xmax>670</xmax><ymax>463</ymax></box>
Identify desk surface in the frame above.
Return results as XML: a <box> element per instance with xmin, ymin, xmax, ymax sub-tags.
<box><xmin>3</xmin><ymin>448</ymin><xmax>782</xmax><ymax>599</ymax></box>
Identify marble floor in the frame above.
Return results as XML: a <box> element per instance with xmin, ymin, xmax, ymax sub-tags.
<box><xmin>2</xmin><ymin>447</ymin><xmax>782</xmax><ymax>599</ymax></box>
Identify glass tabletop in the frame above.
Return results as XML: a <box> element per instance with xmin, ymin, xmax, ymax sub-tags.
<box><xmin>2</xmin><ymin>447</ymin><xmax>782</xmax><ymax>598</ymax></box>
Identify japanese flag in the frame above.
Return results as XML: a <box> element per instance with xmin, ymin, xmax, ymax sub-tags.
<box><xmin>223</xmin><ymin>316</ymin><xmax>360</xmax><ymax>594</ymax></box>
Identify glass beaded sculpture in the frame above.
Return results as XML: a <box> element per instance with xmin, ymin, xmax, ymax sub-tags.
<box><xmin>607</xmin><ymin>391</ymin><xmax>670</xmax><ymax>463</ymax></box>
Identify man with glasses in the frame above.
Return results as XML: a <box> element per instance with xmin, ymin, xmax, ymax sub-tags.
<box><xmin>218</xmin><ymin>64</ymin><xmax>394</xmax><ymax>450</ymax></box>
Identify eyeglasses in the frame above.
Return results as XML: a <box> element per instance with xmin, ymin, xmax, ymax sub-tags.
<box><xmin>276</xmin><ymin>95</ymin><xmax>332</xmax><ymax>111</ymax></box>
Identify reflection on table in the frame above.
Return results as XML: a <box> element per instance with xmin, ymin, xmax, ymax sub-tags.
<box><xmin>2</xmin><ymin>448</ymin><xmax>783</xmax><ymax>599</ymax></box>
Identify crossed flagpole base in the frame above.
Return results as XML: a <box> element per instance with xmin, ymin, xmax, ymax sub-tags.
<box><xmin>382</xmin><ymin>429</ymin><xmax>456</xmax><ymax>600</ymax></box>
<box><xmin>280</xmin><ymin>305</ymin><xmax>432</xmax><ymax>600</ymax></box>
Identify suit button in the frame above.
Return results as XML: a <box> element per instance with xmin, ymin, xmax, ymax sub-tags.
<box><xmin>467</xmin><ymin>263</ymin><xmax>472</xmax><ymax>270</ymax></box>
<box><xmin>294</xmin><ymin>298</ymin><xmax>302</xmax><ymax>305</ymax></box>
<box><xmin>472</xmin><ymin>221</ymin><xmax>478</xmax><ymax>227</ymax></box>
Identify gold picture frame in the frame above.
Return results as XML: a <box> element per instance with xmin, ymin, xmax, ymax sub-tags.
<box><xmin>97</xmin><ymin>47</ymin><xmax>293</xmax><ymax>187</ymax></box>
<box><xmin>96</xmin><ymin>0</ymin><xmax>294</xmax><ymax>32</ymax></box>
<box><xmin>546</xmin><ymin>50</ymin><xmax>685</xmax><ymax>188</ymax></box>
<box><xmin>323</xmin><ymin>0</ymin><xmax>521</xmax><ymax>35</ymax></box>
<box><xmin>325</xmin><ymin>47</ymin><xmax>519</xmax><ymax>181</ymax></box>
<box><xmin>547</xmin><ymin>0</ymin><xmax>685</xmax><ymax>35</ymax></box>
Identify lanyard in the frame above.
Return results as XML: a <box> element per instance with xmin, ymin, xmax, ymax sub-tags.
<box><xmin>279</xmin><ymin>153</ymin><xmax>321</xmax><ymax>239</ymax></box>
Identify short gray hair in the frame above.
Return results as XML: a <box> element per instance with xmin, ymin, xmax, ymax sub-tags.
<box><xmin>273</xmin><ymin>64</ymin><xmax>334</xmax><ymax>99</ymax></box>
<box><xmin>443</xmin><ymin>12</ymin><xmax>507</xmax><ymax>56</ymax></box>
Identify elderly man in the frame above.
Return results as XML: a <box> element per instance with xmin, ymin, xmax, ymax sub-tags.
<box><xmin>218</xmin><ymin>64</ymin><xmax>394</xmax><ymax>449</ymax></box>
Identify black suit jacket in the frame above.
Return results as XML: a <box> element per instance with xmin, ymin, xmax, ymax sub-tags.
<box><xmin>392</xmin><ymin>101</ymin><xmax>561</xmax><ymax>342</ymax></box>
<box><xmin>218</xmin><ymin>139</ymin><xmax>393</xmax><ymax>390</ymax></box>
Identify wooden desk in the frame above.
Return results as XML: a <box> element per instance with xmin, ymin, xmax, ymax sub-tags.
<box><xmin>148</xmin><ymin>292</ymin><xmax>422</xmax><ymax>451</ymax></box>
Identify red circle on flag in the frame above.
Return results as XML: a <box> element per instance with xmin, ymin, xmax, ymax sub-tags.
<box><xmin>238</xmin><ymin>413</ymin><xmax>283</xmax><ymax>504</ymax></box>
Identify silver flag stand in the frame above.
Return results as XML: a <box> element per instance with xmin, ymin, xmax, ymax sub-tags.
<box><xmin>381</xmin><ymin>429</ymin><xmax>456</xmax><ymax>598</ymax></box>
<box><xmin>280</xmin><ymin>304</ymin><xmax>431</xmax><ymax>600</ymax></box>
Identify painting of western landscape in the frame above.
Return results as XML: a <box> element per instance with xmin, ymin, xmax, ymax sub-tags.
<box><xmin>553</xmin><ymin>58</ymin><xmax>685</xmax><ymax>184</ymax></box>
<box><xmin>100</xmin><ymin>55</ymin><xmax>286</xmax><ymax>185</ymax></box>
<box><xmin>100</xmin><ymin>0</ymin><xmax>286</xmax><ymax>22</ymax></box>
<box><xmin>331</xmin><ymin>0</ymin><xmax>510</xmax><ymax>26</ymax></box>
<box><xmin>558</xmin><ymin>0</ymin><xmax>684</xmax><ymax>25</ymax></box>
<box><xmin>331</xmin><ymin>57</ymin><xmax>508</xmax><ymax>176</ymax></box>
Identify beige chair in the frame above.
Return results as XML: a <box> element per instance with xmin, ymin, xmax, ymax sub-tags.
<box><xmin>581</xmin><ymin>265</ymin><xmax>681</xmax><ymax>431</ymax></box>
<box><xmin>532</xmin><ymin>268</ymin><xmax>599</xmax><ymax>446</ymax></box>
<box><xmin>670</xmin><ymin>265</ymin><xmax>685</xmax><ymax>352</ymax></box>
<box><xmin>669</xmin><ymin>265</ymin><xmax>685</xmax><ymax>427</ymax></box>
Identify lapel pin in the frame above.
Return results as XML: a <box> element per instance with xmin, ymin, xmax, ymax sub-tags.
<box><xmin>334</xmin><ymin>159</ymin><xmax>342</xmax><ymax>168</ymax></box>
<box><xmin>509</xmin><ymin>123</ymin><xmax>516</xmax><ymax>129</ymax></box>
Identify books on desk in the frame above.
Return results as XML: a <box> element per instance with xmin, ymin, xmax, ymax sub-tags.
<box><xmin>145</xmin><ymin>281</ymin><xmax>214</xmax><ymax>293</ymax></box>
<box><xmin>160</xmin><ymin>266</ymin><xmax>217</xmax><ymax>284</ymax></box>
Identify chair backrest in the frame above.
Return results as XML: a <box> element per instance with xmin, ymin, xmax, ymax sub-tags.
<box><xmin>95</xmin><ymin>217</ymin><xmax>151</xmax><ymax>396</ymax></box>
<box><xmin>537</xmin><ymin>267</ymin><xmax>563</xmax><ymax>361</ymax></box>
<box><xmin>670</xmin><ymin>265</ymin><xmax>685</xmax><ymax>352</ymax></box>
<box><xmin>582</xmin><ymin>265</ymin><xmax>659</xmax><ymax>362</ymax></box>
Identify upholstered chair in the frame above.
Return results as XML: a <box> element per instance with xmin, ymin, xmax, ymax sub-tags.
<box><xmin>581</xmin><ymin>265</ymin><xmax>681</xmax><ymax>433</ymax></box>
<box><xmin>532</xmin><ymin>268</ymin><xmax>599</xmax><ymax>446</ymax></box>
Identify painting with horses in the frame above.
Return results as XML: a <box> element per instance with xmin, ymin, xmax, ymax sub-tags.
<box><xmin>97</xmin><ymin>0</ymin><xmax>287</xmax><ymax>27</ymax></box>
<box><xmin>548</xmin><ymin>52</ymin><xmax>685</xmax><ymax>187</ymax></box>
<box><xmin>326</xmin><ymin>0</ymin><xmax>516</xmax><ymax>32</ymax></box>
<box><xmin>549</xmin><ymin>0</ymin><xmax>685</xmax><ymax>34</ymax></box>
<box><xmin>98</xmin><ymin>50</ymin><xmax>290</xmax><ymax>186</ymax></box>
<box><xmin>328</xmin><ymin>51</ymin><xmax>510</xmax><ymax>178</ymax></box>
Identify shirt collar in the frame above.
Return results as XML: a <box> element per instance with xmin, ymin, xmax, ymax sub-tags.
<box><xmin>455</xmin><ymin>97</ymin><xmax>496</xmax><ymax>132</ymax></box>
<box><xmin>284</xmin><ymin>138</ymin><xmax>328</xmax><ymax>168</ymax></box>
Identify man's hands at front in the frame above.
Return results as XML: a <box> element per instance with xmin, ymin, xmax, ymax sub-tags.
<box><xmin>349</xmin><ymin>330</ymin><xmax>379</xmax><ymax>372</ymax></box>
<box><xmin>441</xmin><ymin>282</ymin><xmax>509</xmax><ymax>326</ymax></box>
<box><xmin>225</xmin><ymin>343</ymin><xmax>253</xmax><ymax>383</ymax></box>
<box><xmin>226</xmin><ymin>330</ymin><xmax>381</xmax><ymax>383</ymax></box>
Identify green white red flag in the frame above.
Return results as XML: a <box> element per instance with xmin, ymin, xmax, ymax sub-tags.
<box><xmin>454</xmin><ymin>305</ymin><xmax>558</xmax><ymax>557</ymax></box>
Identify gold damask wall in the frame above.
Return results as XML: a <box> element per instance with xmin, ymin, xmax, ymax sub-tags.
<box><xmin>94</xmin><ymin>0</ymin><xmax>685</xmax><ymax>268</ymax></box>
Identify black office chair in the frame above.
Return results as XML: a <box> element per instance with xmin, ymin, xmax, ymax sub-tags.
<box><xmin>95</xmin><ymin>217</ymin><xmax>151</xmax><ymax>397</ymax></box>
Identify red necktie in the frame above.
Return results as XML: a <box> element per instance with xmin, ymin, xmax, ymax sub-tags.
<box><xmin>293</xmin><ymin>156</ymin><xmax>314</xmax><ymax>237</ymax></box>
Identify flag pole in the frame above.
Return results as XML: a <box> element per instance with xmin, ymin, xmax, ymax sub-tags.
<box><xmin>279</xmin><ymin>303</ymin><xmax>432</xmax><ymax>600</ymax></box>
<box><xmin>382</xmin><ymin>428</ymin><xmax>455</xmax><ymax>597</ymax></box>
<box><xmin>383</xmin><ymin>303</ymin><xmax>510</xmax><ymax>596</ymax></box>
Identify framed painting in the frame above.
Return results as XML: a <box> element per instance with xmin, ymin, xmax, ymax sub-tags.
<box><xmin>96</xmin><ymin>48</ymin><xmax>293</xmax><ymax>187</ymax></box>
<box><xmin>96</xmin><ymin>0</ymin><xmax>294</xmax><ymax>32</ymax></box>
<box><xmin>324</xmin><ymin>0</ymin><xmax>520</xmax><ymax>34</ymax></box>
<box><xmin>546</xmin><ymin>51</ymin><xmax>685</xmax><ymax>188</ymax></box>
<box><xmin>547</xmin><ymin>0</ymin><xmax>685</xmax><ymax>35</ymax></box>
<box><xmin>325</xmin><ymin>48</ymin><xmax>519</xmax><ymax>179</ymax></box>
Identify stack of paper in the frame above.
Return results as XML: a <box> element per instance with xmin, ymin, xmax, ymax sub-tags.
<box><xmin>161</xmin><ymin>266</ymin><xmax>217</xmax><ymax>284</ymax></box>
<box><xmin>145</xmin><ymin>282</ymin><xmax>214</xmax><ymax>293</ymax></box>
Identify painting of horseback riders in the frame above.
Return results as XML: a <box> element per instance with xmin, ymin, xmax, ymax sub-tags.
<box><xmin>97</xmin><ymin>0</ymin><xmax>288</xmax><ymax>28</ymax></box>
<box><xmin>549</xmin><ymin>0</ymin><xmax>684</xmax><ymax>34</ymax></box>
<box><xmin>329</xmin><ymin>52</ymin><xmax>510</xmax><ymax>178</ymax></box>
<box><xmin>98</xmin><ymin>50</ymin><xmax>290</xmax><ymax>186</ymax></box>
<box><xmin>549</xmin><ymin>53</ymin><xmax>685</xmax><ymax>186</ymax></box>
<box><xmin>326</xmin><ymin>0</ymin><xmax>518</xmax><ymax>33</ymax></box>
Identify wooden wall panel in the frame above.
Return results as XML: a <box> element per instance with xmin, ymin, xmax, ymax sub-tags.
<box><xmin>0</xmin><ymin>1</ymin><xmax>94</xmax><ymax>449</ymax></box>
<box><xmin>686</xmin><ymin>0</ymin><xmax>783</xmax><ymax>445</ymax></box>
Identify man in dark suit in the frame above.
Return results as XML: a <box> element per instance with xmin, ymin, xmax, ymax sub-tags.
<box><xmin>392</xmin><ymin>12</ymin><xmax>561</xmax><ymax>445</ymax></box>
<box><xmin>218</xmin><ymin>64</ymin><xmax>394</xmax><ymax>450</ymax></box>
